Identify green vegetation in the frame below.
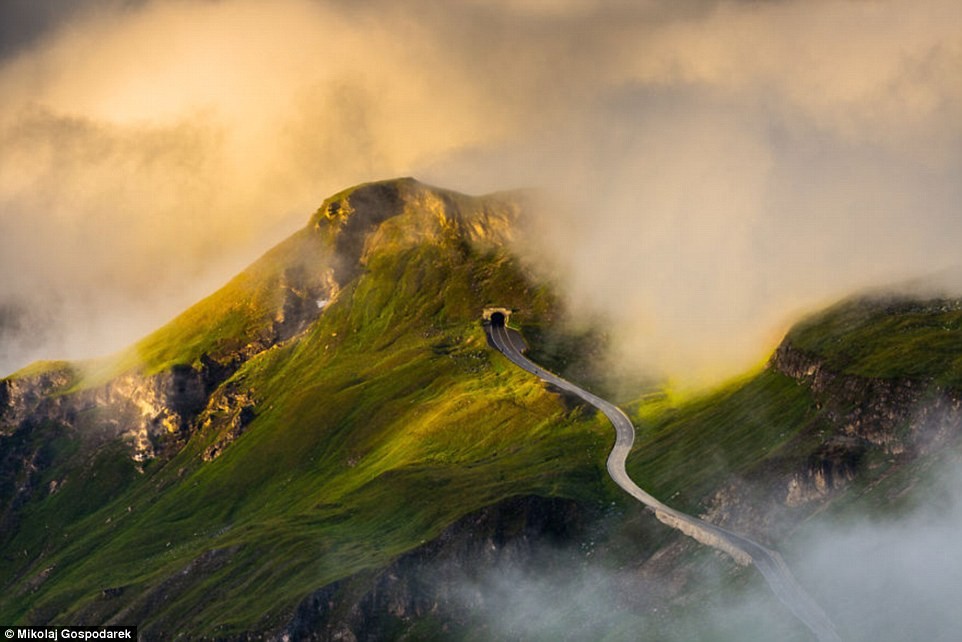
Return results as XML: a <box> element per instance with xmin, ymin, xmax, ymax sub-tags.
<box><xmin>0</xmin><ymin>181</ymin><xmax>613</xmax><ymax>636</ymax></box>
<box><xmin>4</xmin><ymin>178</ymin><xmax>962</xmax><ymax>639</ymax></box>
<box><xmin>7</xmin><ymin>360</ymin><xmax>75</xmax><ymax>382</ymax></box>
<box><xmin>627</xmin><ymin>370</ymin><xmax>820</xmax><ymax>512</ymax></box>
<box><xmin>788</xmin><ymin>296</ymin><xmax>962</xmax><ymax>388</ymax></box>
<box><xmin>623</xmin><ymin>293</ymin><xmax>962</xmax><ymax>517</ymax></box>
<box><xmin>129</xmin><ymin>228</ymin><xmax>332</xmax><ymax>377</ymax></box>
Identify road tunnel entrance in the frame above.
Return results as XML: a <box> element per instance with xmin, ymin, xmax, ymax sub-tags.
<box><xmin>482</xmin><ymin>307</ymin><xmax>513</xmax><ymax>327</ymax></box>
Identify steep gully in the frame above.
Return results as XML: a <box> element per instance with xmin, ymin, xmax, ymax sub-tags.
<box><xmin>485</xmin><ymin>315</ymin><xmax>841</xmax><ymax>642</ymax></box>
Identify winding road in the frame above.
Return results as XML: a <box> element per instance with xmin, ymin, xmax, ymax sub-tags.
<box><xmin>485</xmin><ymin>314</ymin><xmax>841</xmax><ymax>642</ymax></box>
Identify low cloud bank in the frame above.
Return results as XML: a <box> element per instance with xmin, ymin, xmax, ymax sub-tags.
<box><xmin>451</xmin><ymin>455</ymin><xmax>962</xmax><ymax>641</ymax></box>
<box><xmin>1</xmin><ymin>1</ymin><xmax>960</xmax><ymax>382</ymax></box>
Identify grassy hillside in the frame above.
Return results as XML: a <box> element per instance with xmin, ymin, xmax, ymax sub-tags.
<box><xmin>627</xmin><ymin>370</ymin><xmax>817</xmax><ymax>512</ymax></box>
<box><xmin>619</xmin><ymin>294</ymin><xmax>962</xmax><ymax>642</ymax></box>
<box><xmin>4</xmin><ymin>178</ymin><xmax>961</xmax><ymax>639</ymax></box>
<box><xmin>0</xmin><ymin>180</ymin><xmax>614</xmax><ymax>636</ymax></box>
<box><xmin>786</xmin><ymin>296</ymin><xmax>962</xmax><ymax>387</ymax></box>
<box><xmin>627</xmin><ymin>293</ymin><xmax>962</xmax><ymax>521</ymax></box>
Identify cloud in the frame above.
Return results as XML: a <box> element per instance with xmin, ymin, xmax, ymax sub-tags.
<box><xmin>0</xmin><ymin>0</ymin><xmax>112</xmax><ymax>58</ymax></box>
<box><xmin>0</xmin><ymin>0</ymin><xmax>503</xmax><ymax>373</ymax></box>
<box><xmin>448</xmin><ymin>454</ymin><xmax>962</xmax><ymax>641</ymax></box>
<box><xmin>451</xmin><ymin>0</ymin><xmax>962</xmax><ymax>384</ymax></box>
<box><xmin>774</xmin><ymin>453</ymin><xmax>962</xmax><ymax>642</ymax></box>
<box><xmin>1</xmin><ymin>0</ymin><xmax>960</xmax><ymax>382</ymax></box>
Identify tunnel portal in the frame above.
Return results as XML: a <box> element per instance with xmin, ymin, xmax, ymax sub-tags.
<box><xmin>482</xmin><ymin>307</ymin><xmax>512</xmax><ymax>327</ymax></box>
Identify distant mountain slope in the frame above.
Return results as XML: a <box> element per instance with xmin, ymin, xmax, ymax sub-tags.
<box><xmin>627</xmin><ymin>293</ymin><xmax>962</xmax><ymax>528</ymax></box>
<box><xmin>2</xmin><ymin>178</ymin><xmax>961</xmax><ymax>641</ymax></box>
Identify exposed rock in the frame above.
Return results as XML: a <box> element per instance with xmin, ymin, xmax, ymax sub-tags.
<box><xmin>43</xmin><ymin>366</ymin><xmax>209</xmax><ymax>461</ymax></box>
<box><xmin>316</xmin><ymin>180</ymin><xmax>408</xmax><ymax>283</ymax></box>
<box><xmin>784</xmin><ymin>437</ymin><xmax>865</xmax><ymax>507</ymax></box>
<box><xmin>314</xmin><ymin>179</ymin><xmax>519</xmax><ymax>285</ymax></box>
<box><xmin>687</xmin><ymin>340</ymin><xmax>962</xmax><ymax>547</ymax></box>
<box><xmin>19</xmin><ymin>565</ymin><xmax>55</xmax><ymax>596</ymax></box>
<box><xmin>92</xmin><ymin>546</ymin><xmax>240</xmax><ymax>637</ymax></box>
<box><xmin>771</xmin><ymin>340</ymin><xmax>962</xmax><ymax>459</ymax></box>
<box><xmin>0</xmin><ymin>366</ymin><xmax>74</xmax><ymax>435</ymax></box>
<box><xmin>274</xmin><ymin>266</ymin><xmax>339</xmax><ymax>343</ymax></box>
<box><xmin>200</xmin><ymin>384</ymin><xmax>258</xmax><ymax>461</ymax></box>
<box><xmin>693</xmin><ymin>340</ymin><xmax>962</xmax><ymax>523</ymax></box>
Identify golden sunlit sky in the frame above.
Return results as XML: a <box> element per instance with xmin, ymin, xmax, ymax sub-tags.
<box><xmin>1</xmin><ymin>0</ymin><xmax>961</xmax><ymax>383</ymax></box>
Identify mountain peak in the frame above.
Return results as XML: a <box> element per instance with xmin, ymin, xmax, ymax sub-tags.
<box><xmin>312</xmin><ymin>178</ymin><xmax>520</xmax><ymax>281</ymax></box>
<box><xmin>312</xmin><ymin>177</ymin><xmax>414</xmax><ymax>231</ymax></box>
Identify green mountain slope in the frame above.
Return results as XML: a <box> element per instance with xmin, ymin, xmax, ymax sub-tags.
<box><xmin>786</xmin><ymin>296</ymin><xmax>962</xmax><ymax>385</ymax></box>
<box><xmin>0</xmin><ymin>179</ymin><xmax>612</xmax><ymax>636</ymax></box>
<box><xmin>626</xmin><ymin>293</ymin><xmax>962</xmax><ymax>544</ymax></box>
<box><xmin>2</xmin><ymin>178</ymin><xmax>961</xmax><ymax>640</ymax></box>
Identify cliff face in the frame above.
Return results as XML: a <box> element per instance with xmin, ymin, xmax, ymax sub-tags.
<box><xmin>696</xmin><ymin>337</ymin><xmax>962</xmax><ymax>542</ymax></box>
<box><xmin>771</xmin><ymin>340</ymin><xmax>962</xmax><ymax>512</ymax></box>
<box><xmin>0</xmin><ymin>367</ymin><xmax>75</xmax><ymax>435</ymax></box>
<box><xmin>0</xmin><ymin>360</ymin><xmax>227</xmax><ymax>548</ymax></box>
<box><xmin>0</xmin><ymin>369</ymin><xmax>76</xmax><ymax>539</ymax></box>
<box><xmin>771</xmin><ymin>340</ymin><xmax>961</xmax><ymax>457</ymax></box>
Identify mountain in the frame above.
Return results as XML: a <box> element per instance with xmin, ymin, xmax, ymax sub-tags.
<box><xmin>0</xmin><ymin>178</ymin><xmax>611</xmax><ymax>638</ymax></box>
<box><xmin>2</xmin><ymin>178</ymin><xmax>961</xmax><ymax>640</ymax></box>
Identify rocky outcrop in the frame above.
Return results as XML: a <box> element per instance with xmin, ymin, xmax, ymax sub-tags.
<box><xmin>200</xmin><ymin>383</ymin><xmax>258</xmax><ymax>461</ymax></box>
<box><xmin>98</xmin><ymin>545</ymin><xmax>241</xmax><ymax>636</ymax></box>
<box><xmin>0</xmin><ymin>256</ymin><xmax>335</xmax><ymax>469</ymax></box>
<box><xmin>317</xmin><ymin>181</ymin><xmax>408</xmax><ymax>283</ymax></box>
<box><xmin>782</xmin><ymin>436</ymin><xmax>866</xmax><ymax>507</ymax></box>
<box><xmin>696</xmin><ymin>340</ymin><xmax>962</xmax><ymax>520</ymax></box>
<box><xmin>315</xmin><ymin>179</ymin><xmax>519</xmax><ymax>285</ymax></box>
<box><xmin>0</xmin><ymin>366</ymin><xmax>75</xmax><ymax>435</ymax></box>
<box><xmin>274</xmin><ymin>265</ymin><xmax>339</xmax><ymax>344</ymax></box>
<box><xmin>26</xmin><ymin>364</ymin><xmax>216</xmax><ymax>461</ymax></box>
<box><xmin>0</xmin><ymin>361</ymin><xmax>223</xmax><ymax>540</ymax></box>
<box><xmin>686</xmin><ymin>339</ymin><xmax>962</xmax><ymax>545</ymax></box>
<box><xmin>771</xmin><ymin>340</ymin><xmax>962</xmax><ymax>459</ymax></box>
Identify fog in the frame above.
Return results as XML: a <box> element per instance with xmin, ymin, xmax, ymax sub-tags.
<box><xmin>1</xmin><ymin>0</ymin><xmax>960</xmax><ymax>382</ymax></box>
<box><xmin>699</xmin><ymin>456</ymin><xmax>962</xmax><ymax>641</ymax></box>
<box><xmin>447</xmin><ymin>454</ymin><xmax>962</xmax><ymax>641</ymax></box>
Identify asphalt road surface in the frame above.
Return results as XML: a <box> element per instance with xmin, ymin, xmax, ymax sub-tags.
<box><xmin>486</xmin><ymin>317</ymin><xmax>841</xmax><ymax>642</ymax></box>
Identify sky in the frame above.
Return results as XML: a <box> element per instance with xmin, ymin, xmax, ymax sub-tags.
<box><xmin>1</xmin><ymin>0</ymin><xmax>961</xmax><ymax>382</ymax></box>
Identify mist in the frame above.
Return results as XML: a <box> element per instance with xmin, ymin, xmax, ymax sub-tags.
<box><xmin>444</xmin><ymin>453</ymin><xmax>962</xmax><ymax>641</ymax></box>
<box><xmin>1</xmin><ymin>0</ymin><xmax>960</xmax><ymax>382</ymax></box>
<box><xmin>695</xmin><ymin>455</ymin><xmax>962</xmax><ymax>641</ymax></box>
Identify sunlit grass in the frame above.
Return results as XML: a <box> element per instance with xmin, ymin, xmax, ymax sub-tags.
<box><xmin>788</xmin><ymin>296</ymin><xmax>962</xmax><ymax>388</ymax></box>
<box><xmin>0</xmin><ymin>192</ymin><xmax>613</xmax><ymax>636</ymax></box>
